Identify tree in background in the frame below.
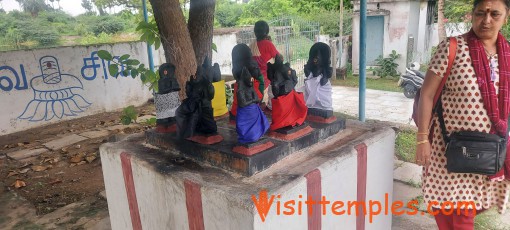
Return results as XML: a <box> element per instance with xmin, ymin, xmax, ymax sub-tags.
<box><xmin>149</xmin><ymin>0</ymin><xmax>216</xmax><ymax>98</ymax></box>
<box><xmin>437</xmin><ymin>0</ymin><xmax>446</xmax><ymax>41</ymax></box>
<box><xmin>81</xmin><ymin>0</ymin><xmax>94</xmax><ymax>14</ymax></box>
<box><xmin>16</xmin><ymin>0</ymin><xmax>48</xmax><ymax>17</ymax></box>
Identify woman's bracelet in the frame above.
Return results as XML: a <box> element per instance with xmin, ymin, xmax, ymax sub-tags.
<box><xmin>417</xmin><ymin>139</ymin><xmax>429</xmax><ymax>145</ymax></box>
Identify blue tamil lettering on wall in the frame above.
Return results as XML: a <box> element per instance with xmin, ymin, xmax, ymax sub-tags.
<box><xmin>81</xmin><ymin>51</ymin><xmax>129</xmax><ymax>80</ymax></box>
<box><xmin>18</xmin><ymin>56</ymin><xmax>92</xmax><ymax>122</ymax></box>
<box><xmin>0</xmin><ymin>65</ymin><xmax>29</xmax><ymax>91</ymax></box>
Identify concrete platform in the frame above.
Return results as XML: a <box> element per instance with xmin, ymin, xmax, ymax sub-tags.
<box><xmin>146</xmin><ymin>117</ymin><xmax>346</xmax><ymax>176</ymax></box>
<box><xmin>100</xmin><ymin>121</ymin><xmax>396</xmax><ymax>230</ymax></box>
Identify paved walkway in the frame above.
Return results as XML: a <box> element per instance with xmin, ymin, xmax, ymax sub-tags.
<box><xmin>331</xmin><ymin>86</ymin><xmax>414</xmax><ymax>125</ymax></box>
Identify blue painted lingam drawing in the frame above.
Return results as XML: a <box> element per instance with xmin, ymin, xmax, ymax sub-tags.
<box><xmin>18</xmin><ymin>56</ymin><xmax>91</xmax><ymax>122</ymax></box>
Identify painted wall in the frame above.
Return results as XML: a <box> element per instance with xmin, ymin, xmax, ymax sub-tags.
<box><xmin>353</xmin><ymin>0</ymin><xmax>420</xmax><ymax>74</ymax></box>
<box><xmin>0</xmin><ymin>42</ymin><xmax>152</xmax><ymax>135</ymax></box>
<box><xmin>100</xmin><ymin>127</ymin><xmax>396</xmax><ymax>230</ymax></box>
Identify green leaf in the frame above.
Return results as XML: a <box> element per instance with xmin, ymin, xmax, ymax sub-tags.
<box><xmin>125</xmin><ymin>59</ymin><xmax>140</xmax><ymax>65</ymax></box>
<box><xmin>147</xmin><ymin>33</ymin><xmax>155</xmax><ymax>45</ymax></box>
<box><xmin>119</xmin><ymin>54</ymin><xmax>130</xmax><ymax>61</ymax></box>
<box><xmin>97</xmin><ymin>50</ymin><xmax>113</xmax><ymax>61</ymax></box>
<box><xmin>154</xmin><ymin>38</ymin><xmax>161</xmax><ymax>50</ymax></box>
<box><xmin>108</xmin><ymin>64</ymin><xmax>119</xmax><ymax>77</ymax></box>
<box><xmin>140</xmin><ymin>33</ymin><xmax>148</xmax><ymax>42</ymax></box>
<box><xmin>122</xmin><ymin>70</ymin><xmax>129</xmax><ymax>77</ymax></box>
<box><xmin>212</xmin><ymin>43</ymin><xmax>217</xmax><ymax>53</ymax></box>
<box><xmin>123</xmin><ymin>105</ymin><xmax>137</xmax><ymax>120</ymax></box>
<box><xmin>120</xmin><ymin>116</ymin><xmax>132</xmax><ymax>125</ymax></box>
<box><xmin>140</xmin><ymin>73</ymin><xmax>147</xmax><ymax>83</ymax></box>
<box><xmin>131</xmin><ymin>69</ymin><xmax>139</xmax><ymax>78</ymax></box>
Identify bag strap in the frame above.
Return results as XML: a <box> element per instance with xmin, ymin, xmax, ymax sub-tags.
<box><xmin>432</xmin><ymin>37</ymin><xmax>458</xmax><ymax>110</ymax></box>
<box><xmin>435</xmin><ymin>37</ymin><xmax>457</xmax><ymax>143</ymax></box>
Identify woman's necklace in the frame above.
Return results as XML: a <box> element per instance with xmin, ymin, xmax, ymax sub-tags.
<box><xmin>484</xmin><ymin>48</ymin><xmax>498</xmax><ymax>82</ymax></box>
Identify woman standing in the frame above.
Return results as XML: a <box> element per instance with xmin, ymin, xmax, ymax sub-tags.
<box><xmin>416</xmin><ymin>0</ymin><xmax>510</xmax><ymax>229</ymax></box>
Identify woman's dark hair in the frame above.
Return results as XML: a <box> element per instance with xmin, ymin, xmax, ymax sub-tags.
<box><xmin>473</xmin><ymin>0</ymin><xmax>510</xmax><ymax>10</ymax></box>
<box><xmin>254</xmin><ymin>20</ymin><xmax>270</xmax><ymax>41</ymax></box>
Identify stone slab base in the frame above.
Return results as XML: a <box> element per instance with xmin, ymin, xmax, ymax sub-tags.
<box><xmin>155</xmin><ymin>124</ymin><xmax>177</xmax><ymax>133</ymax></box>
<box><xmin>186</xmin><ymin>134</ymin><xmax>224</xmax><ymax>145</ymax></box>
<box><xmin>100</xmin><ymin>121</ymin><xmax>396</xmax><ymax>230</ymax></box>
<box><xmin>146</xmin><ymin>117</ymin><xmax>346</xmax><ymax>176</ymax></box>
<box><xmin>232</xmin><ymin>139</ymin><xmax>275</xmax><ymax>156</ymax></box>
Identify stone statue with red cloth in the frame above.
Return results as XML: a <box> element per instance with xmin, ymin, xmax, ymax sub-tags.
<box><xmin>267</xmin><ymin>59</ymin><xmax>307</xmax><ymax>131</ymax></box>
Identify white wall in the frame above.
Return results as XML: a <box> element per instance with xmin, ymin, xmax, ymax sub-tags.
<box><xmin>0</xmin><ymin>42</ymin><xmax>152</xmax><ymax>135</ymax></box>
<box><xmin>212</xmin><ymin>33</ymin><xmax>238</xmax><ymax>76</ymax></box>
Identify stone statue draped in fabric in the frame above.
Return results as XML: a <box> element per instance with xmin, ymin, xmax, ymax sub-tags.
<box><xmin>303</xmin><ymin>42</ymin><xmax>334</xmax><ymax>119</ymax></box>
<box><xmin>155</xmin><ymin>63</ymin><xmax>181</xmax><ymax>133</ymax></box>
<box><xmin>267</xmin><ymin>59</ymin><xmax>307</xmax><ymax>131</ymax></box>
<box><xmin>235</xmin><ymin>67</ymin><xmax>270</xmax><ymax>143</ymax></box>
<box><xmin>201</xmin><ymin>56</ymin><xmax>228</xmax><ymax>117</ymax></box>
<box><xmin>175</xmin><ymin>66</ymin><xmax>217</xmax><ymax>139</ymax></box>
<box><xmin>230</xmin><ymin>44</ymin><xmax>264</xmax><ymax>120</ymax></box>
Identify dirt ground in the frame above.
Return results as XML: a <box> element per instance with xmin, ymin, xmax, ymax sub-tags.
<box><xmin>0</xmin><ymin>102</ymin><xmax>156</xmax><ymax>217</ymax></box>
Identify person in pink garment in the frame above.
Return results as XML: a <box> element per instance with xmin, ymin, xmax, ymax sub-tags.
<box><xmin>250</xmin><ymin>20</ymin><xmax>283</xmax><ymax>109</ymax></box>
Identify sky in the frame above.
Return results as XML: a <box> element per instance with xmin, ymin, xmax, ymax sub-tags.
<box><xmin>1</xmin><ymin>0</ymin><xmax>123</xmax><ymax>16</ymax></box>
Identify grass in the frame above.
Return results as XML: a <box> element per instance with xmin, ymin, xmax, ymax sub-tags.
<box><xmin>474</xmin><ymin>208</ymin><xmax>509</xmax><ymax>230</ymax></box>
<box><xmin>394</xmin><ymin>128</ymin><xmax>417</xmax><ymax>163</ymax></box>
<box><xmin>331</xmin><ymin>74</ymin><xmax>402</xmax><ymax>92</ymax></box>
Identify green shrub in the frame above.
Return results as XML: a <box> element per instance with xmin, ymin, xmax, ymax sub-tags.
<box><xmin>92</xmin><ymin>16</ymin><xmax>125</xmax><ymax>35</ymax></box>
<box><xmin>32</xmin><ymin>28</ymin><xmax>60</xmax><ymax>46</ymax></box>
<box><xmin>373</xmin><ymin>50</ymin><xmax>402</xmax><ymax>78</ymax></box>
<box><xmin>215</xmin><ymin>0</ymin><xmax>243</xmax><ymax>27</ymax></box>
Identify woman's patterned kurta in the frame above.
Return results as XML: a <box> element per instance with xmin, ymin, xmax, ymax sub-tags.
<box><xmin>424</xmin><ymin>36</ymin><xmax>510</xmax><ymax>213</ymax></box>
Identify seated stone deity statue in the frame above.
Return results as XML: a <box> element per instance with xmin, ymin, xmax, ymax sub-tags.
<box><xmin>155</xmin><ymin>63</ymin><xmax>181</xmax><ymax>132</ymax></box>
<box><xmin>303</xmin><ymin>42</ymin><xmax>334</xmax><ymax>119</ymax></box>
<box><xmin>236</xmin><ymin>67</ymin><xmax>270</xmax><ymax>143</ymax></box>
<box><xmin>201</xmin><ymin>56</ymin><xmax>228</xmax><ymax>117</ymax></box>
<box><xmin>175</xmin><ymin>66</ymin><xmax>217</xmax><ymax>139</ymax></box>
<box><xmin>230</xmin><ymin>43</ymin><xmax>264</xmax><ymax>119</ymax></box>
<box><xmin>267</xmin><ymin>59</ymin><xmax>307</xmax><ymax>131</ymax></box>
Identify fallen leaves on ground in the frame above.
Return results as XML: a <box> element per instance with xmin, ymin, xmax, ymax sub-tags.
<box><xmin>85</xmin><ymin>156</ymin><xmax>96</xmax><ymax>163</ymax></box>
<box><xmin>31</xmin><ymin>165</ymin><xmax>48</xmax><ymax>172</ymax></box>
<box><xmin>12</xmin><ymin>179</ymin><xmax>26</xmax><ymax>188</ymax></box>
<box><xmin>49</xmin><ymin>179</ymin><xmax>62</xmax><ymax>185</ymax></box>
<box><xmin>7</xmin><ymin>171</ymin><xmax>19</xmax><ymax>177</ymax></box>
<box><xmin>69</xmin><ymin>154</ymin><xmax>84</xmax><ymax>163</ymax></box>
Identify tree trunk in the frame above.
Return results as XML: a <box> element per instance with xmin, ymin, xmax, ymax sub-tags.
<box><xmin>150</xmin><ymin>0</ymin><xmax>197</xmax><ymax>99</ymax></box>
<box><xmin>188</xmin><ymin>0</ymin><xmax>215</xmax><ymax>66</ymax></box>
<box><xmin>437</xmin><ymin>0</ymin><xmax>446</xmax><ymax>42</ymax></box>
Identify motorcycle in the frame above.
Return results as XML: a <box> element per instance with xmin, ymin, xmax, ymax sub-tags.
<box><xmin>398</xmin><ymin>62</ymin><xmax>425</xmax><ymax>98</ymax></box>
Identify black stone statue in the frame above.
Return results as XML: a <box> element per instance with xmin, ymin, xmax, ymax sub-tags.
<box><xmin>303</xmin><ymin>42</ymin><xmax>334</xmax><ymax>119</ymax></box>
<box><xmin>201</xmin><ymin>56</ymin><xmax>222</xmax><ymax>83</ymax></box>
<box><xmin>155</xmin><ymin>63</ymin><xmax>181</xmax><ymax>132</ymax></box>
<box><xmin>304</xmin><ymin>42</ymin><xmax>332</xmax><ymax>86</ymax></box>
<box><xmin>267</xmin><ymin>58</ymin><xmax>298</xmax><ymax>99</ymax></box>
<box><xmin>238</xmin><ymin>67</ymin><xmax>260</xmax><ymax>108</ymax></box>
<box><xmin>175</xmin><ymin>65</ymin><xmax>217</xmax><ymax>139</ymax></box>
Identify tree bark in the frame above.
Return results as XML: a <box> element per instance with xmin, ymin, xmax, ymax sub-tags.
<box><xmin>188</xmin><ymin>0</ymin><xmax>216</xmax><ymax>66</ymax></box>
<box><xmin>437</xmin><ymin>0</ymin><xmax>446</xmax><ymax>42</ymax></box>
<box><xmin>150</xmin><ymin>0</ymin><xmax>197</xmax><ymax>99</ymax></box>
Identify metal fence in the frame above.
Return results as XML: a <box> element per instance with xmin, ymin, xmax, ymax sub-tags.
<box><xmin>238</xmin><ymin>17</ymin><xmax>320</xmax><ymax>88</ymax></box>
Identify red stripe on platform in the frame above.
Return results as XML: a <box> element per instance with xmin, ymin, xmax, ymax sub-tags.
<box><xmin>355</xmin><ymin>143</ymin><xmax>368</xmax><ymax>230</ymax></box>
<box><xmin>184</xmin><ymin>180</ymin><xmax>205</xmax><ymax>230</ymax></box>
<box><xmin>120</xmin><ymin>152</ymin><xmax>143</xmax><ymax>230</ymax></box>
<box><xmin>305</xmin><ymin>169</ymin><xmax>322</xmax><ymax>230</ymax></box>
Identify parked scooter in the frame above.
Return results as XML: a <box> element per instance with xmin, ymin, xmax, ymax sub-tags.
<box><xmin>398</xmin><ymin>62</ymin><xmax>425</xmax><ymax>98</ymax></box>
